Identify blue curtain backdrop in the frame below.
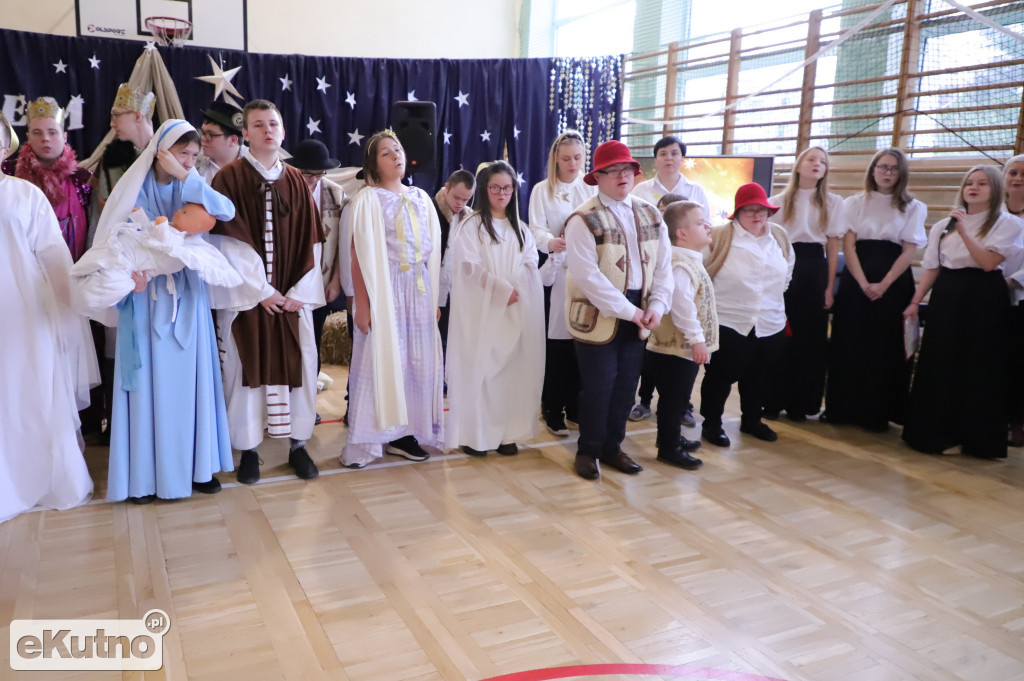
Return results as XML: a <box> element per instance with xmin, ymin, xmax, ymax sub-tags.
<box><xmin>0</xmin><ymin>28</ymin><xmax>622</xmax><ymax>217</ymax></box>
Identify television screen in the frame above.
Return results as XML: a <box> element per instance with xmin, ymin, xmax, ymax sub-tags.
<box><xmin>635</xmin><ymin>156</ymin><xmax>775</xmax><ymax>225</ymax></box>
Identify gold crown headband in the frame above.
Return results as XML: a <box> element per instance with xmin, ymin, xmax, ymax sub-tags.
<box><xmin>113</xmin><ymin>83</ymin><xmax>156</xmax><ymax>118</ymax></box>
<box><xmin>26</xmin><ymin>97</ymin><xmax>66</xmax><ymax>127</ymax></box>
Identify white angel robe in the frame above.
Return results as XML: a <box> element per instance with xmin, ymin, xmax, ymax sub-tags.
<box><xmin>446</xmin><ymin>215</ymin><xmax>545</xmax><ymax>450</ymax></box>
<box><xmin>0</xmin><ymin>176</ymin><xmax>95</xmax><ymax>523</ymax></box>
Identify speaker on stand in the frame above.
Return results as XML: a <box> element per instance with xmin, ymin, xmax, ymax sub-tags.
<box><xmin>391</xmin><ymin>101</ymin><xmax>437</xmax><ymax>187</ymax></box>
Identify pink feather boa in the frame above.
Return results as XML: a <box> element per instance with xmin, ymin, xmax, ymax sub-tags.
<box><xmin>14</xmin><ymin>144</ymin><xmax>79</xmax><ymax>205</ymax></box>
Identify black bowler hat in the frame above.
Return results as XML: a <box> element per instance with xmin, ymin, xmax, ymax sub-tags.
<box><xmin>290</xmin><ymin>139</ymin><xmax>341</xmax><ymax>171</ymax></box>
<box><xmin>202</xmin><ymin>101</ymin><xmax>244</xmax><ymax>136</ymax></box>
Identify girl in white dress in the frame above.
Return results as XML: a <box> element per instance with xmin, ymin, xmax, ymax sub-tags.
<box><xmin>448</xmin><ymin>161</ymin><xmax>545</xmax><ymax>456</ymax></box>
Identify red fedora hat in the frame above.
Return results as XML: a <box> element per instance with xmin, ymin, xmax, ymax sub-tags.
<box><xmin>583</xmin><ymin>140</ymin><xmax>643</xmax><ymax>186</ymax></box>
<box><xmin>729</xmin><ymin>182</ymin><xmax>780</xmax><ymax>220</ymax></box>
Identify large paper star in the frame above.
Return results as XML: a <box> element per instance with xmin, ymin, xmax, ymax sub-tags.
<box><xmin>306</xmin><ymin>117</ymin><xmax>321</xmax><ymax>135</ymax></box>
<box><xmin>53</xmin><ymin>60</ymin><xmax>67</xmax><ymax>74</ymax></box>
<box><xmin>345</xmin><ymin>91</ymin><xmax>357</xmax><ymax>109</ymax></box>
<box><xmin>279</xmin><ymin>74</ymin><xmax>292</xmax><ymax>91</ymax></box>
<box><xmin>407</xmin><ymin>90</ymin><xmax>418</xmax><ymax>101</ymax></box>
<box><xmin>480</xmin><ymin>130</ymin><xmax>491</xmax><ymax>142</ymax></box>
<box><xmin>454</xmin><ymin>90</ymin><xmax>469</xmax><ymax>108</ymax></box>
<box><xmin>316</xmin><ymin>76</ymin><xmax>332</xmax><ymax>95</ymax></box>
<box><xmin>443</xmin><ymin>129</ymin><xmax>452</xmax><ymax>145</ymax></box>
<box><xmin>348</xmin><ymin>129</ymin><xmax>364</xmax><ymax>146</ymax></box>
<box><xmin>196</xmin><ymin>55</ymin><xmax>243</xmax><ymax>106</ymax></box>
<box><xmin>144</xmin><ymin>41</ymin><xmax>157</xmax><ymax>52</ymax></box>
<box><xmin>513</xmin><ymin>125</ymin><xmax>521</xmax><ymax>139</ymax></box>
<box><xmin>88</xmin><ymin>54</ymin><xmax>101</xmax><ymax>69</ymax></box>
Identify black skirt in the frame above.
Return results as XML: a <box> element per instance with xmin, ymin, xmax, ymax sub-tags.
<box><xmin>1007</xmin><ymin>303</ymin><xmax>1024</xmax><ymax>424</ymax></box>
<box><xmin>902</xmin><ymin>267</ymin><xmax>1010</xmax><ymax>458</ymax></box>
<box><xmin>825</xmin><ymin>239</ymin><xmax>915</xmax><ymax>430</ymax></box>
<box><xmin>767</xmin><ymin>242</ymin><xmax>829</xmax><ymax>415</ymax></box>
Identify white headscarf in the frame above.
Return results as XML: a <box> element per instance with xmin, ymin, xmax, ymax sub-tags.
<box><xmin>93</xmin><ymin>119</ymin><xmax>197</xmax><ymax>247</ymax></box>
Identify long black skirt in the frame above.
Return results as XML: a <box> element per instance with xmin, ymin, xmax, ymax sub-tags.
<box><xmin>767</xmin><ymin>242</ymin><xmax>829</xmax><ymax>416</ymax></box>
<box><xmin>825</xmin><ymin>239</ymin><xmax>914</xmax><ymax>430</ymax></box>
<box><xmin>1008</xmin><ymin>303</ymin><xmax>1024</xmax><ymax>425</ymax></box>
<box><xmin>902</xmin><ymin>267</ymin><xmax>1010</xmax><ymax>458</ymax></box>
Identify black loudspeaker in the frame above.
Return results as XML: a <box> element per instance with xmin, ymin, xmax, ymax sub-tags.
<box><xmin>391</xmin><ymin>101</ymin><xmax>437</xmax><ymax>176</ymax></box>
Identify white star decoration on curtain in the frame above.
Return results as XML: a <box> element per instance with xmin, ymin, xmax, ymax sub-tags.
<box><xmin>279</xmin><ymin>74</ymin><xmax>292</xmax><ymax>91</ymax></box>
<box><xmin>348</xmin><ymin>129</ymin><xmax>364</xmax><ymax>145</ymax></box>
<box><xmin>53</xmin><ymin>60</ymin><xmax>67</xmax><ymax>74</ymax></box>
<box><xmin>480</xmin><ymin>130</ymin><xmax>491</xmax><ymax>142</ymax></box>
<box><xmin>454</xmin><ymin>91</ymin><xmax>469</xmax><ymax>108</ymax></box>
<box><xmin>316</xmin><ymin>76</ymin><xmax>331</xmax><ymax>94</ymax></box>
<box><xmin>345</xmin><ymin>92</ymin><xmax>357</xmax><ymax>109</ymax></box>
<box><xmin>443</xmin><ymin>130</ymin><xmax>452</xmax><ymax>145</ymax></box>
<box><xmin>407</xmin><ymin>91</ymin><xmax>418</xmax><ymax>101</ymax></box>
<box><xmin>513</xmin><ymin>125</ymin><xmax>521</xmax><ymax>139</ymax></box>
<box><xmin>516</xmin><ymin>172</ymin><xmax>525</xmax><ymax>186</ymax></box>
<box><xmin>306</xmin><ymin>118</ymin><xmax>321</xmax><ymax>135</ymax></box>
<box><xmin>196</xmin><ymin>55</ymin><xmax>244</xmax><ymax>107</ymax></box>
<box><xmin>88</xmin><ymin>54</ymin><xmax>101</xmax><ymax>69</ymax></box>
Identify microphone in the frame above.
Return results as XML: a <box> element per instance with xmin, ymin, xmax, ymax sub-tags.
<box><xmin>939</xmin><ymin>216</ymin><xmax>958</xmax><ymax>240</ymax></box>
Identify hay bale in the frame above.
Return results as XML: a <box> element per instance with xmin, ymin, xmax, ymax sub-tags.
<box><xmin>321</xmin><ymin>312</ymin><xmax>352</xmax><ymax>365</ymax></box>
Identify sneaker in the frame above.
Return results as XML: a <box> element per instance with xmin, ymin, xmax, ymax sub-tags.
<box><xmin>386</xmin><ymin>435</ymin><xmax>430</xmax><ymax>461</ymax></box>
<box><xmin>628</xmin><ymin>404</ymin><xmax>653</xmax><ymax>422</ymax></box>
<box><xmin>545</xmin><ymin>414</ymin><xmax>569</xmax><ymax>437</ymax></box>
<box><xmin>192</xmin><ymin>477</ymin><xmax>222</xmax><ymax>494</ymax></box>
<box><xmin>315</xmin><ymin>413</ymin><xmax>322</xmax><ymax>425</ymax></box>
<box><xmin>289</xmin><ymin>447</ymin><xmax>320</xmax><ymax>479</ymax></box>
<box><xmin>237</xmin><ymin>451</ymin><xmax>262</xmax><ymax>485</ymax></box>
<box><xmin>681</xmin><ymin>407</ymin><xmax>697</xmax><ymax>428</ymax></box>
<box><xmin>740</xmin><ymin>421</ymin><xmax>778</xmax><ymax>442</ymax></box>
<box><xmin>496</xmin><ymin>443</ymin><xmax>518</xmax><ymax>456</ymax></box>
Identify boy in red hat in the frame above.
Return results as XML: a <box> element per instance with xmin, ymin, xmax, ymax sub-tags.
<box><xmin>563</xmin><ymin>140</ymin><xmax>674</xmax><ymax>480</ymax></box>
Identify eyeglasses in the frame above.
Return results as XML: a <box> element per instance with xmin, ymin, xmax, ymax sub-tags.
<box><xmin>488</xmin><ymin>185</ymin><xmax>514</xmax><ymax>195</ymax></box>
<box><xmin>738</xmin><ymin>206</ymin><xmax>770</xmax><ymax>216</ymax></box>
<box><xmin>201</xmin><ymin>130</ymin><xmax>226</xmax><ymax>141</ymax></box>
<box><xmin>301</xmin><ymin>170</ymin><xmax>326</xmax><ymax>179</ymax></box>
<box><xmin>596</xmin><ymin>167</ymin><xmax>634</xmax><ymax>178</ymax></box>
<box><xmin>875</xmin><ymin>163</ymin><xmax>900</xmax><ymax>175</ymax></box>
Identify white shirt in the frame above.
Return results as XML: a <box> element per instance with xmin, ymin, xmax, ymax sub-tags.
<box><xmin>670</xmin><ymin>246</ymin><xmax>706</xmax><ymax>344</ymax></box>
<box><xmin>843</xmin><ymin>192</ymin><xmax>927</xmax><ymax>246</ymax></box>
<box><xmin>768</xmin><ymin>188</ymin><xmax>846</xmax><ymax>245</ymax></box>
<box><xmin>633</xmin><ymin>174</ymin><xmax>711</xmax><ymax>221</ymax></box>
<box><xmin>921</xmin><ymin>210</ymin><xmax>1023</xmax><ymax>271</ymax></box>
<box><xmin>565</xmin><ymin>192</ymin><xmax>674</xmax><ymax>321</ymax></box>
<box><xmin>311</xmin><ymin>181</ymin><xmax>322</xmax><ymax>210</ymax></box>
<box><xmin>711</xmin><ymin>221</ymin><xmax>795</xmax><ymax>337</ymax></box>
<box><xmin>198</xmin><ymin>146</ymin><xmax>246</xmax><ymax>185</ymax></box>
<box><xmin>528</xmin><ymin>177</ymin><xmax>596</xmax><ymax>253</ymax></box>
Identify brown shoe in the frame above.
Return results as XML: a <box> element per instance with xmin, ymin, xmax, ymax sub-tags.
<box><xmin>599</xmin><ymin>449</ymin><xmax>643</xmax><ymax>474</ymax></box>
<box><xmin>574</xmin><ymin>453</ymin><xmax>600</xmax><ymax>480</ymax></box>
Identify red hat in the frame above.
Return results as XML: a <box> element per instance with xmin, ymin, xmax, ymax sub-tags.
<box><xmin>583</xmin><ymin>140</ymin><xmax>643</xmax><ymax>186</ymax></box>
<box><xmin>729</xmin><ymin>182</ymin><xmax>779</xmax><ymax>220</ymax></box>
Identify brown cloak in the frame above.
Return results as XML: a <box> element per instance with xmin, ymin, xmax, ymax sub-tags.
<box><xmin>212</xmin><ymin>159</ymin><xmax>325</xmax><ymax>388</ymax></box>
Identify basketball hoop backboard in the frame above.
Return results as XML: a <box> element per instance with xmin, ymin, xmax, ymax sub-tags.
<box><xmin>76</xmin><ymin>0</ymin><xmax>246</xmax><ymax>51</ymax></box>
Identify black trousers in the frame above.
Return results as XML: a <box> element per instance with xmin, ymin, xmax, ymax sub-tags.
<box><xmin>574</xmin><ymin>290</ymin><xmax>646</xmax><ymax>458</ymax></box>
<box><xmin>542</xmin><ymin>338</ymin><xmax>581</xmax><ymax>421</ymax></box>
<box><xmin>650</xmin><ymin>352</ymin><xmax>700</xmax><ymax>454</ymax></box>
<box><xmin>438</xmin><ymin>304</ymin><xmax>450</xmax><ymax>363</ymax></box>
<box><xmin>700</xmin><ymin>325</ymin><xmax>787</xmax><ymax>431</ymax></box>
<box><xmin>766</xmin><ymin>242</ymin><xmax>829</xmax><ymax>416</ymax></box>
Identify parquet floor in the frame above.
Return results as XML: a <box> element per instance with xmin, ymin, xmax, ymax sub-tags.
<box><xmin>2</xmin><ymin>365</ymin><xmax>1024</xmax><ymax>681</ymax></box>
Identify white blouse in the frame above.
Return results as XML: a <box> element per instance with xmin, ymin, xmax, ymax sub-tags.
<box><xmin>633</xmin><ymin>174</ymin><xmax>712</xmax><ymax>221</ymax></box>
<box><xmin>528</xmin><ymin>177</ymin><xmax>595</xmax><ymax>253</ymax></box>
<box><xmin>921</xmin><ymin>210</ymin><xmax>1023</xmax><ymax>272</ymax></box>
<box><xmin>843</xmin><ymin>192</ymin><xmax>927</xmax><ymax>246</ymax></box>
<box><xmin>711</xmin><ymin>221</ymin><xmax>796</xmax><ymax>337</ymax></box>
<box><xmin>768</xmin><ymin>188</ymin><xmax>846</xmax><ymax>245</ymax></box>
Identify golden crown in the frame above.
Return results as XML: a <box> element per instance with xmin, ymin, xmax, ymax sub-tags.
<box><xmin>113</xmin><ymin>83</ymin><xmax>156</xmax><ymax>118</ymax></box>
<box><xmin>26</xmin><ymin>97</ymin><xmax>66</xmax><ymax>127</ymax></box>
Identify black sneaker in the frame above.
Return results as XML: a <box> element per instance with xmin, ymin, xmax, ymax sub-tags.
<box><xmin>289</xmin><ymin>447</ymin><xmax>320</xmax><ymax>479</ymax></box>
<box><xmin>192</xmin><ymin>477</ymin><xmax>222</xmax><ymax>494</ymax></box>
<box><xmin>681</xmin><ymin>407</ymin><xmax>697</xmax><ymax>428</ymax></box>
<box><xmin>461</xmin><ymin>445</ymin><xmax>487</xmax><ymax>457</ymax></box>
<box><xmin>386</xmin><ymin>435</ymin><xmax>430</xmax><ymax>461</ymax></box>
<box><xmin>128</xmin><ymin>494</ymin><xmax>157</xmax><ymax>505</ymax></box>
<box><xmin>740</xmin><ymin>421</ymin><xmax>778</xmax><ymax>442</ymax></box>
<box><xmin>315</xmin><ymin>413</ymin><xmax>322</xmax><ymax>425</ymax></box>
<box><xmin>237</xmin><ymin>450</ymin><xmax>262</xmax><ymax>485</ymax></box>
<box><xmin>545</xmin><ymin>414</ymin><xmax>569</xmax><ymax>437</ymax></box>
<box><xmin>496</xmin><ymin>443</ymin><xmax>518</xmax><ymax>456</ymax></box>
<box><xmin>657</xmin><ymin>448</ymin><xmax>704</xmax><ymax>470</ymax></box>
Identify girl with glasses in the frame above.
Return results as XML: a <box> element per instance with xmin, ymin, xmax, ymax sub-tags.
<box><xmin>825</xmin><ymin>148</ymin><xmax>926</xmax><ymax>433</ymax></box>
<box><xmin>902</xmin><ymin>166</ymin><xmax>1022</xmax><ymax>458</ymax></box>
<box><xmin>447</xmin><ymin>161</ymin><xmax>545</xmax><ymax>457</ymax></box>
<box><xmin>763</xmin><ymin>146</ymin><xmax>846</xmax><ymax>422</ymax></box>
<box><xmin>528</xmin><ymin>131</ymin><xmax>595</xmax><ymax>437</ymax></box>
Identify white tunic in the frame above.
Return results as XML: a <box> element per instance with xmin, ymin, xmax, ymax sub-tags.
<box><xmin>842</xmin><ymin>192</ymin><xmax>927</xmax><ymax>246</ymax></box>
<box><xmin>0</xmin><ymin>176</ymin><xmax>94</xmax><ymax>523</ymax></box>
<box><xmin>528</xmin><ymin>176</ymin><xmax>595</xmax><ymax>339</ymax></box>
<box><xmin>446</xmin><ymin>215</ymin><xmax>545</xmax><ymax>450</ymax></box>
<box><xmin>209</xmin><ymin>155</ymin><xmax>325</xmax><ymax>451</ymax></box>
<box><xmin>921</xmin><ymin>211</ymin><xmax>1023</xmax><ymax>272</ymax></box>
<box><xmin>633</xmin><ymin>174</ymin><xmax>712</xmax><ymax>220</ymax></box>
<box><xmin>768</xmin><ymin>188</ymin><xmax>846</xmax><ymax>244</ymax></box>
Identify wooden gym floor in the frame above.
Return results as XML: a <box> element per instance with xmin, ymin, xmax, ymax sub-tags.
<box><xmin>2</xmin><ymin>365</ymin><xmax>1024</xmax><ymax>681</ymax></box>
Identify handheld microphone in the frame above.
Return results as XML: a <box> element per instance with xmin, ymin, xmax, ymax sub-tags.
<box><xmin>939</xmin><ymin>216</ymin><xmax>958</xmax><ymax>240</ymax></box>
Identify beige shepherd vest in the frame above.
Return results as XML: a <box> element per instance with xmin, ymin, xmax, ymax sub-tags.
<box><xmin>565</xmin><ymin>195</ymin><xmax>662</xmax><ymax>344</ymax></box>
<box><xmin>648</xmin><ymin>252</ymin><xmax>720</xmax><ymax>360</ymax></box>
<box><xmin>705</xmin><ymin>220</ymin><xmax>792</xmax><ymax>280</ymax></box>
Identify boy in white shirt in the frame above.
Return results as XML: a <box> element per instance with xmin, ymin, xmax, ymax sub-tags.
<box><xmin>633</xmin><ymin>136</ymin><xmax>712</xmax><ymax>220</ymax></box>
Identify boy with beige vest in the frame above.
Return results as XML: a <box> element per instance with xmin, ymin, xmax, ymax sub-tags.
<box><xmin>647</xmin><ymin>200</ymin><xmax>718</xmax><ymax>469</ymax></box>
